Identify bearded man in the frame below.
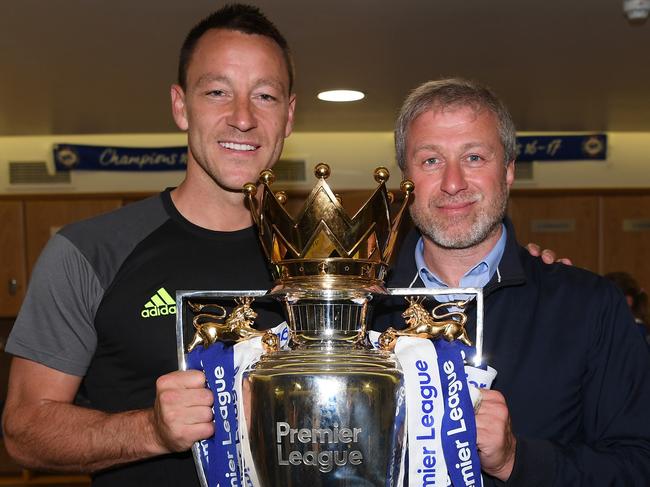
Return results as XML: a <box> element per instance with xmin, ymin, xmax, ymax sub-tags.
<box><xmin>380</xmin><ymin>78</ymin><xmax>650</xmax><ymax>486</ymax></box>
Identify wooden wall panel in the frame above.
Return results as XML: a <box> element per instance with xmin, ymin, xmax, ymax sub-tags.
<box><xmin>508</xmin><ymin>195</ymin><xmax>600</xmax><ymax>272</ymax></box>
<box><xmin>0</xmin><ymin>202</ymin><xmax>26</xmax><ymax>317</ymax></box>
<box><xmin>120</xmin><ymin>193</ymin><xmax>155</xmax><ymax>206</ymax></box>
<box><xmin>601</xmin><ymin>195</ymin><xmax>650</xmax><ymax>294</ymax></box>
<box><xmin>24</xmin><ymin>199</ymin><xmax>122</xmax><ymax>277</ymax></box>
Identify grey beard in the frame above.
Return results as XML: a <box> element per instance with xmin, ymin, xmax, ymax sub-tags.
<box><xmin>409</xmin><ymin>181</ymin><xmax>509</xmax><ymax>250</ymax></box>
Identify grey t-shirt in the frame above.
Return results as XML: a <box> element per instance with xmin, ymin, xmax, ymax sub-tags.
<box><xmin>6</xmin><ymin>190</ymin><xmax>281</xmax><ymax>486</ymax></box>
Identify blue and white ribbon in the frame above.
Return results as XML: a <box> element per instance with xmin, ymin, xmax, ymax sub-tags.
<box><xmin>186</xmin><ymin>322</ymin><xmax>290</xmax><ymax>487</ymax></box>
<box><xmin>392</xmin><ymin>336</ymin><xmax>496</xmax><ymax>487</ymax></box>
<box><xmin>395</xmin><ymin>337</ymin><xmax>448</xmax><ymax>486</ymax></box>
<box><xmin>186</xmin><ymin>341</ymin><xmax>239</xmax><ymax>485</ymax></box>
<box><xmin>435</xmin><ymin>339</ymin><xmax>481</xmax><ymax>487</ymax></box>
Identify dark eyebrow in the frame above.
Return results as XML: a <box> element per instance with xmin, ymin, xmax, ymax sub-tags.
<box><xmin>252</xmin><ymin>77</ymin><xmax>288</xmax><ymax>95</ymax></box>
<box><xmin>195</xmin><ymin>74</ymin><xmax>229</xmax><ymax>87</ymax></box>
<box><xmin>194</xmin><ymin>74</ymin><xmax>287</xmax><ymax>94</ymax></box>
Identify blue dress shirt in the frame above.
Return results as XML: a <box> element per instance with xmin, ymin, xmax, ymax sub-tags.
<box><xmin>413</xmin><ymin>224</ymin><xmax>507</xmax><ymax>301</ymax></box>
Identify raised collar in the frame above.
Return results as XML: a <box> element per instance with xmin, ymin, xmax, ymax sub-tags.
<box><xmin>414</xmin><ymin>224</ymin><xmax>507</xmax><ymax>290</ymax></box>
<box><xmin>387</xmin><ymin>217</ymin><xmax>526</xmax><ymax>295</ymax></box>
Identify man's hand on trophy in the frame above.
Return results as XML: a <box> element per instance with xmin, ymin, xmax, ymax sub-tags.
<box><xmin>151</xmin><ymin>370</ymin><xmax>214</xmax><ymax>453</ymax></box>
<box><xmin>526</xmin><ymin>242</ymin><xmax>573</xmax><ymax>265</ymax></box>
<box><xmin>474</xmin><ymin>389</ymin><xmax>517</xmax><ymax>482</ymax></box>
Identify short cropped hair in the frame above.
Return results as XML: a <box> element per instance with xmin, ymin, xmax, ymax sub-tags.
<box><xmin>177</xmin><ymin>3</ymin><xmax>294</xmax><ymax>93</ymax></box>
<box><xmin>394</xmin><ymin>78</ymin><xmax>516</xmax><ymax>170</ymax></box>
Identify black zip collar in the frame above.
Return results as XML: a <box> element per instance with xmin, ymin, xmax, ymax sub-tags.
<box><xmin>386</xmin><ymin>217</ymin><xmax>527</xmax><ymax>298</ymax></box>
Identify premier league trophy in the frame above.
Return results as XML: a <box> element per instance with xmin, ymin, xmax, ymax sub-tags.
<box><xmin>176</xmin><ymin>164</ymin><xmax>488</xmax><ymax>487</ymax></box>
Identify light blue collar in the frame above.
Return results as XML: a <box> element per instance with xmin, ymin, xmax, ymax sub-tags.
<box><xmin>413</xmin><ymin>224</ymin><xmax>507</xmax><ymax>291</ymax></box>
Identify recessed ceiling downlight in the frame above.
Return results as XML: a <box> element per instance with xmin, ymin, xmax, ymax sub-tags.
<box><xmin>317</xmin><ymin>90</ymin><xmax>365</xmax><ymax>102</ymax></box>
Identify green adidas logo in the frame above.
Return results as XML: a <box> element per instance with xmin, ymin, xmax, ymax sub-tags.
<box><xmin>141</xmin><ymin>287</ymin><xmax>176</xmax><ymax>318</ymax></box>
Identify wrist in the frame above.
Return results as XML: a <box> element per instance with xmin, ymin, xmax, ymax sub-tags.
<box><xmin>140</xmin><ymin>408</ymin><xmax>171</xmax><ymax>456</ymax></box>
<box><xmin>492</xmin><ymin>436</ymin><xmax>517</xmax><ymax>482</ymax></box>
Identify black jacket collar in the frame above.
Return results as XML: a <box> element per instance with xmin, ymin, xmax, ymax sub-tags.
<box><xmin>386</xmin><ymin>217</ymin><xmax>526</xmax><ymax>296</ymax></box>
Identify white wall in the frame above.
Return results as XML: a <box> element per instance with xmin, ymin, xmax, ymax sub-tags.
<box><xmin>0</xmin><ymin>131</ymin><xmax>649</xmax><ymax>194</ymax></box>
<box><xmin>0</xmin><ymin>133</ymin><xmax>187</xmax><ymax>194</ymax></box>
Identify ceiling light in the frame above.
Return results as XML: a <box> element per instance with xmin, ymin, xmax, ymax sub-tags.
<box><xmin>317</xmin><ymin>90</ymin><xmax>365</xmax><ymax>102</ymax></box>
<box><xmin>623</xmin><ymin>0</ymin><xmax>650</xmax><ymax>20</ymax></box>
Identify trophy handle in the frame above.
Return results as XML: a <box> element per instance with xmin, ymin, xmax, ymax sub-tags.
<box><xmin>378</xmin><ymin>296</ymin><xmax>472</xmax><ymax>350</ymax></box>
<box><xmin>186</xmin><ymin>297</ymin><xmax>280</xmax><ymax>353</ymax></box>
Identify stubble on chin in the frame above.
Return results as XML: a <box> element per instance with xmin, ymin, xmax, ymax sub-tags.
<box><xmin>410</xmin><ymin>181</ymin><xmax>509</xmax><ymax>250</ymax></box>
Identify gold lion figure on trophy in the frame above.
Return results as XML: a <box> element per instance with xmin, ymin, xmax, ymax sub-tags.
<box><xmin>378</xmin><ymin>296</ymin><xmax>472</xmax><ymax>350</ymax></box>
<box><xmin>186</xmin><ymin>297</ymin><xmax>279</xmax><ymax>353</ymax></box>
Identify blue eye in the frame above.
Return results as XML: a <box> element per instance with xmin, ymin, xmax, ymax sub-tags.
<box><xmin>466</xmin><ymin>154</ymin><xmax>485</xmax><ymax>165</ymax></box>
<box><xmin>207</xmin><ymin>89</ymin><xmax>226</xmax><ymax>97</ymax></box>
<box><xmin>424</xmin><ymin>157</ymin><xmax>440</xmax><ymax>166</ymax></box>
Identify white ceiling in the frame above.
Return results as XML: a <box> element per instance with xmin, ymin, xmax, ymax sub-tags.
<box><xmin>1</xmin><ymin>0</ymin><xmax>649</xmax><ymax>136</ymax></box>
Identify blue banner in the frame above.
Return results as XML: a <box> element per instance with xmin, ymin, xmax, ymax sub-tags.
<box><xmin>53</xmin><ymin>144</ymin><xmax>187</xmax><ymax>171</ymax></box>
<box><xmin>515</xmin><ymin>134</ymin><xmax>607</xmax><ymax>162</ymax></box>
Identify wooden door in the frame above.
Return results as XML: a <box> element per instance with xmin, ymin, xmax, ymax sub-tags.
<box><xmin>508</xmin><ymin>194</ymin><xmax>600</xmax><ymax>272</ymax></box>
<box><xmin>0</xmin><ymin>202</ymin><xmax>27</xmax><ymax>317</ymax></box>
<box><xmin>601</xmin><ymin>195</ymin><xmax>650</xmax><ymax>294</ymax></box>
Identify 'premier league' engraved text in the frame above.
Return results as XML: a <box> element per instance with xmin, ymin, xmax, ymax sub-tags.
<box><xmin>275</xmin><ymin>422</ymin><xmax>364</xmax><ymax>473</ymax></box>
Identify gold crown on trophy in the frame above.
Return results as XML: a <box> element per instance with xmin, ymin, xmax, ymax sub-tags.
<box><xmin>243</xmin><ymin>163</ymin><xmax>414</xmax><ymax>291</ymax></box>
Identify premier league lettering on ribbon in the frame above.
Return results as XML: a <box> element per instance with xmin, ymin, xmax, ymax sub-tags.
<box><xmin>275</xmin><ymin>422</ymin><xmax>364</xmax><ymax>473</ymax></box>
<box><xmin>435</xmin><ymin>340</ymin><xmax>481</xmax><ymax>487</ymax></box>
<box><xmin>414</xmin><ymin>358</ymin><xmax>444</xmax><ymax>485</ymax></box>
<box><xmin>212</xmin><ymin>365</ymin><xmax>238</xmax><ymax>461</ymax></box>
<box><xmin>394</xmin><ymin>338</ymin><xmax>448</xmax><ymax>487</ymax></box>
<box><xmin>186</xmin><ymin>342</ymin><xmax>241</xmax><ymax>487</ymax></box>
